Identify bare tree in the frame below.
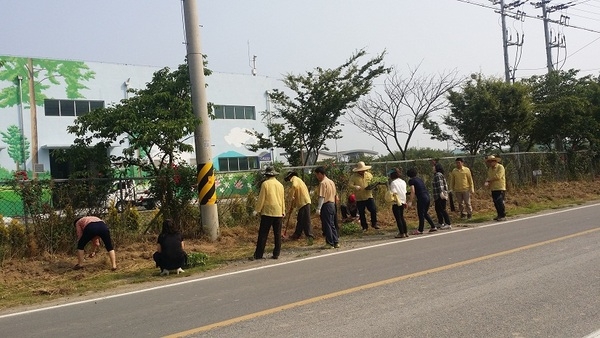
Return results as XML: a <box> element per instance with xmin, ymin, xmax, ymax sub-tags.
<box><xmin>347</xmin><ymin>65</ymin><xmax>461</xmax><ymax>160</ymax></box>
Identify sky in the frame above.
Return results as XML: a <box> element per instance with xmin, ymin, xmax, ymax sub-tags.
<box><xmin>2</xmin><ymin>0</ymin><xmax>600</xmax><ymax>155</ymax></box>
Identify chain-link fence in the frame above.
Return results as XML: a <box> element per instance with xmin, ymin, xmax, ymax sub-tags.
<box><xmin>1</xmin><ymin>151</ymin><xmax>597</xmax><ymax>260</ymax></box>
<box><xmin>1</xmin><ymin>151</ymin><xmax>597</xmax><ymax>219</ymax></box>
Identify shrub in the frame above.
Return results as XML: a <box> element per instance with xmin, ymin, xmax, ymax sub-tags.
<box><xmin>339</xmin><ymin>221</ymin><xmax>362</xmax><ymax>236</ymax></box>
<box><xmin>186</xmin><ymin>252</ymin><xmax>209</xmax><ymax>268</ymax></box>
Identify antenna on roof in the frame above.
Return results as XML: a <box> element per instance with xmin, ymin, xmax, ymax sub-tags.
<box><xmin>248</xmin><ymin>40</ymin><xmax>257</xmax><ymax>76</ymax></box>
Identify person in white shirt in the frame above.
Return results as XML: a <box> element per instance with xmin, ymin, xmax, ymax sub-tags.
<box><xmin>388</xmin><ymin>168</ymin><xmax>408</xmax><ymax>238</ymax></box>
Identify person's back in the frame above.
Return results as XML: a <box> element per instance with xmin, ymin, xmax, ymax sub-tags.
<box><xmin>408</xmin><ymin>176</ymin><xmax>429</xmax><ymax>201</ymax></box>
<box><xmin>290</xmin><ymin>176</ymin><xmax>311</xmax><ymax>207</ymax></box>
<box><xmin>256</xmin><ymin>176</ymin><xmax>285</xmax><ymax>217</ymax></box>
<box><xmin>154</xmin><ymin>219</ymin><xmax>187</xmax><ymax>274</ymax></box>
<box><xmin>158</xmin><ymin>232</ymin><xmax>184</xmax><ymax>263</ymax></box>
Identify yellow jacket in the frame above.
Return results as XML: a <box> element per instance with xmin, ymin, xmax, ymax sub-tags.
<box><xmin>449</xmin><ymin>166</ymin><xmax>474</xmax><ymax>193</ymax></box>
<box><xmin>487</xmin><ymin>164</ymin><xmax>506</xmax><ymax>191</ymax></box>
<box><xmin>255</xmin><ymin>177</ymin><xmax>285</xmax><ymax>217</ymax></box>
<box><xmin>349</xmin><ymin>171</ymin><xmax>374</xmax><ymax>201</ymax></box>
<box><xmin>288</xmin><ymin>176</ymin><xmax>311</xmax><ymax>208</ymax></box>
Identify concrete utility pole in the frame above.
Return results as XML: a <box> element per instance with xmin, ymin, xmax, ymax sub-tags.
<box><xmin>493</xmin><ymin>0</ymin><xmax>526</xmax><ymax>82</ymax></box>
<box><xmin>534</xmin><ymin>0</ymin><xmax>569</xmax><ymax>73</ymax></box>
<box><xmin>182</xmin><ymin>0</ymin><xmax>219</xmax><ymax>240</ymax></box>
<box><xmin>500</xmin><ymin>0</ymin><xmax>512</xmax><ymax>83</ymax></box>
<box><xmin>540</xmin><ymin>1</ymin><xmax>555</xmax><ymax>72</ymax></box>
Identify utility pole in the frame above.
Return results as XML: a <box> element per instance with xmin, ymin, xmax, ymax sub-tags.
<box><xmin>182</xmin><ymin>0</ymin><xmax>219</xmax><ymax>240</ymax></box>
<box><xmin>493</xmin><ymin>0</ymin><xmax>526</xmax><ymax>82</ymax></box>
<box><xmin>534</xmin><ymin>0</ymin><xmax>569</xmax><ymax>73</ymax></box>
<box><xmin>540</xmin><ymin>1</ymin><xmax>555</xmax><ymax>72</ymax></box>
<box><xmin>500</xmin><ymin>0</ymin><xmax>511</xmax><ymax>83</ymax></box>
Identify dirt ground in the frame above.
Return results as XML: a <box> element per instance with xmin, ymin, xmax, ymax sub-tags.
<box><xmin>1</xmin><ymin>179</ymin><xmax>599</xmax><ymax>311</ymax></box>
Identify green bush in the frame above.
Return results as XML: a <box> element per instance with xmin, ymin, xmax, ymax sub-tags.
<box><xmin>186</xmin><ymin>252</ymin><xmax>209</xmax><ymax>268</ymax></box>
<box><xmin>339</xmin><ymin>221</ymin><xmax>362</xmax><ymax>236</ymax></box>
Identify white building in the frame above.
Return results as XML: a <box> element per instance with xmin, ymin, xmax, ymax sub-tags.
<box><xmin>0</xmin><ymin>55</ymin><xmax>285</xmax><ymax>179</ymax></box>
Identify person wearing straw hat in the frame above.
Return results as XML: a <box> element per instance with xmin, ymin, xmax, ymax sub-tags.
<box><xmin>484</xmin><ymin>155</ymin><xmax>506</xmax><ymax>221</ymax></box>
<box><xmin>251</xmin><ymin>167</ymin><xmax>285</xmax><ymax>260</ymax></box>
<box><xmin>284</xmin><ymin>171</ymin><xmax>313</xmax><ymax>243</ymax></box>
<box><xmin>349</xmin><ymin>161</ymin><xmax>380</xmax><ymax>231</ymax></box>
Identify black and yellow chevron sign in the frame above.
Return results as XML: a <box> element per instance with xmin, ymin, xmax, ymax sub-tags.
<box><xmin>196</xmin><ymin>162</ymin><xmax>216</xmax><ymax>205</ymax></box>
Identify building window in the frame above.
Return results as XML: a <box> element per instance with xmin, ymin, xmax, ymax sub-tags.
<box><xmin>213</xmin><ymin>105</ymin><xmax>256</xmax><ymax>120</ymax></box>
<box><xmin>218</xmin><ymin>156</ymin><xmax>259</xmax><ymax>172</ymax></box>
<box><xmin>44</xmin><ymin>99</ymin><xmax>105</xmax><ymax>116</ymax></box>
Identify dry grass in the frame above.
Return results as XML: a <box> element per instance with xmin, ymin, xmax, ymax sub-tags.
<box><xmin>1</xmin><ymin>179</ymin><xmax>599</xmax><ymax>312</ymax></box>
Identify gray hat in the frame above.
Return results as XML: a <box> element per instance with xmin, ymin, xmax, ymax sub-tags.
<box><xmin>263</xmin><ymin>167</ymin><xmax>279</xmax><ymax>176</ymax></box>
<box><xmin>284</xmin><ymin>171</ymin><xmax>298</xmax><ymax>181</ymax></box>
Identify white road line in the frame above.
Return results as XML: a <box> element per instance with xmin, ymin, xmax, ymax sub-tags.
<box><xmin>0</xmin><ymin>202</ymin><xmax>598</xmax><ymax>319</ymax></box>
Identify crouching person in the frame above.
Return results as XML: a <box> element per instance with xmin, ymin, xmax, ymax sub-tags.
<box><xmin>153</xmin><ymin>219</ymin><xmax>188</xmax><ymax>276</ymax></box>
<box><xmin>74</xmin><ymin>216</ymin><xmax>117</xmax><ymax>271</ymax></box>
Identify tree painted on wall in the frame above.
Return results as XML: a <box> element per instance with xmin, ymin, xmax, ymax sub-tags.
<box><xmin>0</xmin><ymin>56</ymin><xmax>95</xmax><ymax>174</ymax></box>
<box><xmin>0</xmin><ymin>125</ymin><xmax>30</xmax><ymax>171</ymax></box>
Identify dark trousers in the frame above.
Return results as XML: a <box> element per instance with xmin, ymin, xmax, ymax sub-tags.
<box><xmin>320</xmin><ymin>202</ymin><xmax>339</xmax><ymax>246</ymax></box>
<box><xmin>492</xmin><ymin>190</ymin><xmax>506</xmax><ymax>218</ymax></box>
<box><xmin>434</xmin><ymin>199</ymin><xmax>451</xmax><ymax>225</ymax></box>
<box><xmin>341</xmin><ymin>204</ymin><xmax>357</xmax><ymax>218</ymax></box>
<box><xmin>153</xmin><ymin>251</ymin><xmax>188</xmax><ymax>270</ymax></box>
<box><xmin>416</xmin><ymin>198</ymin><xmax>435</xmax><ymax>232</ymax></box>
<box><xmin>357</xmin><ymin>198</ymin><xmax>377</xmax><ymax>229</ymax></box>
<box><xmin>254</xmin><ymin>215</ymin><xmax>282</xmax><ymax>259</ymax></box>
<box><xmin>292</xmin><ymin>204</ymin><xmax>313</xmax><ymax>238</ymax></box>
<box><xmin>77</xmin><ymin>221</ymin><xmax>114</xmax><ymax>251</ymax></box>
<box><xmin>392</xmin><ymin>204</ymin><xmax>407</xmax><ymax>234</ymax></box>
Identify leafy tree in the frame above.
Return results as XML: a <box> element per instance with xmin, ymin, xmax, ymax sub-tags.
<box><xmin>0</xmin><ymin>125</ymin><xmax>30</xmax><ymax>171</ymax></box>
<box><xmin>67</xmin><ymin>63</ymin><xmax>209</xmax><ymax>222</ymax></box>
<box><xmin>523</xmin><ymin>69</ymin><xmax>599</xmax><ymax>152</ymax></box>
<box><xmin>0</xmin><ymin>56</ymin><xmax>95</xmax><ymax>171</ymax></box>
<box><xmin>347</xmin><ymin>66</ymin><xmax>461</xmax><ymax>160</ymax></box>
<box><xmin>429</xmin><ymin>75</ymin><xmax>534</xmax><ymax>155</ymax></box>
<box><xmin>247</xmin><ymin>49</ymin><xmax>389</xmax><ymax>166</ymax></box>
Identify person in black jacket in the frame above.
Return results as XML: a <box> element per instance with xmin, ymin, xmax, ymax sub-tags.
<box><xmin>153</xmin><ymin>219</ymin><xmax>188</xmax><ymax>275</ymax></box>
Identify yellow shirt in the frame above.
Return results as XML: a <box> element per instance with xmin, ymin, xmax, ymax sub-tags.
<box><xmin>255</xmin><ymin>177</ymin><xmax>285</xmax><ymax>217</ymax></box>
<box><xmin>318</xmin><ymin>176</ymin><xmax>337</xmax><ymax>203</ymax></box>
<box><xmin>348</xmin><ymin>171</ymin><xmax>373</xmax><ymax>201</ymax></box>
<box><xmin>487</xmin><ymin>164</ymin><xmax>506</xmax><ymax>191</ymax></box>
<box><xmin>449</xmin><ymin>166</ymin><xmax>475</xmax><ymax>193</ymax></box>
<box><xmin>289</xmin><ymin>176</ymin><xmax>311</xmax><ymax>208</ymax></box>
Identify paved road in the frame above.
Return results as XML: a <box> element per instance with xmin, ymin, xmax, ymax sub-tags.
<box><xmin>2</xmin><ymin>204</ymin><xmax>599</xmax><ymax>338</ymax></box>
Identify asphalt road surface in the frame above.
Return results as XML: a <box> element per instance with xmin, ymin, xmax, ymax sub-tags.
<box><xmin>1</xmin><ymin>203</ymin><xmax>599</xmax><ymax>338</ymax></box>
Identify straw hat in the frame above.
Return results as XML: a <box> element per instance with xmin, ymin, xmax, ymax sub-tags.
<box><xmin>353</xmin><ymin>161</ymin><xmax>372</xmax><ymax>172</ymax></box>
<box><xmin>485</xmin><ymin>155</ymin><xmax>501</xmax><ymax>163</ymax></box>
<box><xmin>262</xmin><ymin>167</ymin><xmax>279</xmax><ymax>176</ymax></box>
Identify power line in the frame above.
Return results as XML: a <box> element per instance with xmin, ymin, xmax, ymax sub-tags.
<box><xmin>457</xmin><ymin>0</ymin><xmax>600</xmax><ymax>33</ymax></box>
